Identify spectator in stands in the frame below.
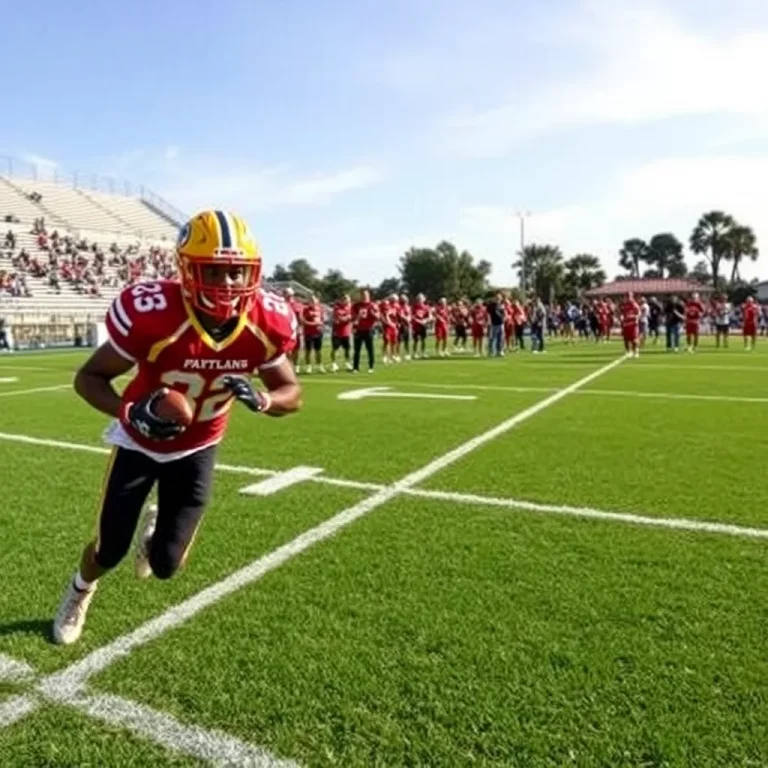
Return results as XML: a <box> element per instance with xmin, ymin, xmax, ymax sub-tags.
<box><xmin>4</xmin><ymin>230</ymin><xmax>15</xmax><ymax>249</ymax></box>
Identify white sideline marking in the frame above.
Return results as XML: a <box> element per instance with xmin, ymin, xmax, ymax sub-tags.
<box><xmin>580</xmin><ymin>389</ymin><xmax>768</xmax><ymax>405</ymax></box>
<box><xmin>337</xmin><ymin>386</ymin><xmax>477</xmax><ymax>401</ymax></box>
<box><xmin>240</xmin><ymin>466</ymin><xmax>324</xmax><ymax>496</ymax></box>
<box><xmin>0</xmin><ymin>654</ymin><xmax>35</xmax><ymax>682</ymax></box>
<box><xmin>404</xmin><ymin>488</ymin><xmax>768</xmax><ymax>539</ymax></box>
<box><xmin>2</xmin><ymin>426</ymin><xmax>768</xmax><ymax>540</ymax></box>
<box><xmin>0</xmin><ymin>384</ymin><xmax>71</xmax><ymax>398</ymax></box>
<box><xmin>0</xmin><ymin>377</ymin><xmax>18</xmax><ymax>383</ymax></box>
<box><xmin>39</xmin><ymin>354</ymin><xmax>626</xmax><ymax>702</ymax></box>
<box><xmin>0</xmin><ymin>365</ymin><xmax>58</xmax><ymax>372</ymax></box>
<box><xmin>69</xmin><ymin>693</ymin><xmax>298</xmax><ymax>767</ymax></box>
<box><xmin>0</xmin><ymin>696</ymin><xmax>37</xmax><ymax>727</ymax></box>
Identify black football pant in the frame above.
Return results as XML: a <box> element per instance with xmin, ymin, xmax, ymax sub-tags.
<box><xmin>353</xmin><ymin>330</ymin><xmax>374</xmax><ymax>370</ymax></box>
<box><xmin>93</xmin><ymin>445</ymin><xmax>216</xmax><ymax>579</ymax></box>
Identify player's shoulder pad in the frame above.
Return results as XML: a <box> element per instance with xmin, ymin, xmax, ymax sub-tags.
<box><xmin>252</xmin><ymin>289</ymin><xmax>299</xmax><ymax>342</ymax></box>
<box><xmin>107</xmin><ymin>280</ymin><xmax>184</xmax><ymax>342</ymax></box>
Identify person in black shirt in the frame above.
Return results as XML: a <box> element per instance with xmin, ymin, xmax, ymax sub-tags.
<box><xmin>485</xmin><ymin>293</ymin><xmax>506</xmax><ymax>356</ymax></box>
<box><xmin>664</xmin><ymin>294</ymin><xmax>685</xmax><ymax>352</ymax></box>
<box><xmin>648</xmin><ymin>296</ymin><xmax>662</xmax><ymax>344</ymax></box>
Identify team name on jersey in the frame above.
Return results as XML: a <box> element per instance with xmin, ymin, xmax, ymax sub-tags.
<box><xmin>183</xmin><ymin>359</ymin><xmax>250</xmax><ymax>371</ymax></box>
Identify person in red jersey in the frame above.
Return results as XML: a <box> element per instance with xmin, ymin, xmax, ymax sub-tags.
<box><xmin>711</xmin><ymin>293</ymin><xmax>731</xmax><ymax>349</ymax></box>
<box><xmin>743</xmin><ymin>296</ymin><xmax>759</xmax><ymax>350</ymax></box>
<box><xmin>283</xmin><ymin>287</ymin><xmax>304</xmax><ymax>372</ymax></box>
<box><xmin>512</xmin><ymin>299</ymin><xmax>527</xmax><ymax>351</ymax></box>
<box><xmin>301</xmin><ymin>293</ymin><xmax>325</xmax><ymax>373</ymax></box>
<box><xmin>620</xmin><ymin>291</ymin><xmax>641</xmax><ymax>358</ymax></box>
<box><xmin>470</xmin><ymin>298</ymin><xmax>487</xmax><ymax>356</ymax></box>
<box><xmin>599</xmin><ymin>300</ymin><xmax>612</xmax><ymax>342</ymax></box>
<box><xmin>411</xmin><ymin>293</ymin><xmax>431</xmax><ymax>359</ymax></box>
<box><xmin>379</xmin><ymin>294</ymin><xmax>398</xmax><ymax>364</ymax></box>
<box><xmin>351</xmin><ymin>287</ymin><xmax>379</xmax><ymax>372</ymax></box>
<box><xmin>452</xmin><ymin>299</ymin><xmax>470</xmax><ymax>352</ymax></box>
<box><xmin>684</xmin><ymin>291</ymin><xmax>705</xmax><ymax>353</ymax></box>
<box><xmin>434</xmin><ymin>297</ymin><xmax>450</xmax><ymax>357</ymax></box>
<box><xmin>52</xmin><ymin>209</ymin><xmax>301</xmax><ymax>645</ymax></box>
<box><xmin>396</xmin><ymin>293</ymin><xmax>412</xmax><ymax>361</ymax></box>
<box><xmin>330</xmin><ymin>294</ymin><xmax>353</xmax><ymax>372</ymax></box>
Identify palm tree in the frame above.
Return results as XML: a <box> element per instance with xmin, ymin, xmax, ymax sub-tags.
<box><xmin>564</xmin><ymin>253</ymin><xmax>606</xmax><ymax>295</ymax></box>
<box><xmin>725</xmin><ymin>224</ymin><xmax>758</xmax><ymax>284</ymax></box>
<box><xmin>618</xmin><ymin>239</ymin><xmax>649</xmax><ymax>278</ymax></box>
<box><xmin>689</xmin><ymin>211</ymin><xmax>735</xmax><ymax>289</ymax></box>
<box><xmin>647</xmin><ymin>233</ymin><xmax>685</xmax><ymax>279</ymax></box>
<box><xmin>514</xmin><ymin>244</ymin><xmax>564</xmax><ymax>301</ymax></box>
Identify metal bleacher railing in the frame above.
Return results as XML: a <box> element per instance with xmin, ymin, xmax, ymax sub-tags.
<box><xmin>0</xmin><ymin>156</ymin><xmax>187</xmax><ymax>228</ymax></box>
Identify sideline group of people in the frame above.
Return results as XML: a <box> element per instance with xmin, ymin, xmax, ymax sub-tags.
<box><xmin>280</xmin><ymin>288</ymin><xmax>763</xmax><ymax>373</ymax></box>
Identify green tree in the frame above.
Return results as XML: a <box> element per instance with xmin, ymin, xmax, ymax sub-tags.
<box><xmin>618</xmin><ymin>238</ymin><xmax>649</xmax><ymax>278</ymax></box>
<box><xmin>399</xmin><ymin>241</ymin><xmax>490</xmax><ymax>301</ymax></box>
<box><xmin>647</xmin><ymin>233</ymin><xmax>686</xmax><ymax>278</ymax></box>
<box><xmin>724</xmin><ymin>224</ymin><xmax>758</xmax><ymax>284</ymax></box>
<box><xmin>689</xmin><ymin>210</ymin><xmax>735</xmax><ymax>289</ymax></box>
<box><xmin>374</xmin><ymin>277</ymin><xmax>401</xmax><ymax>299</ymax></box>
<box><xmin>269</xmin><ymin>264</ymin><xmax>292</xmax><ymax>282</ymax></box>
<box><xmin>563</xmin><ymin>253</ymin><xmax>606</xmax><ymax>296</ymax></box>
<box><xmin>286</xmin><ymin>258</ymin><xmax>319</xmax><ymax>291</ymax></box>
<box><xmin>689</xmin><ymin>259</ymin><xmax>712</xmax><ymax>285</ymax></box>
<box><xmin>318</xmin><ymin>269</ymin><xmax>357</xmax><ymax>302</ymax></box>
<box><xmin>514</xmin><ymin>244</ymin><xmax>565</xmax><ymax>302</ymax></box>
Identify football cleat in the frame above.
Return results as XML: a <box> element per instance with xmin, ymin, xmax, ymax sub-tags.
<box><xmin>135</xmin><ymin>504</ymin><xmax>158</xmax><ymax>579</ymax></box>
<box><xmin>52</xmin><ymin>579</ymin><xmax>97</xmax><ymax>645</ymax></box>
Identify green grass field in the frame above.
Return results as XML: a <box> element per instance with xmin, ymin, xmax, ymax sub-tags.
<box><xmin>1</xmin><ymin>338</ymin><xmax>767</xmax><ymax>767</ymax></box>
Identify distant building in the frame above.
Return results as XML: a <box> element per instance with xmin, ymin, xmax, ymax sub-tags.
<box><xmin>585</xmin><ymin>278</ymin><xmax>712</xmax><ymax>299</ymax></box>
<box><xmin>755</xmin><ymin>281</ymin><xmax>768</xmax><ymax>302</ymax></box>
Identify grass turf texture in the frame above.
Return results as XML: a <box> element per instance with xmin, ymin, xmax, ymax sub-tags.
<box><xmin>1</xmin><ymin>338</ymin><xmax>768</xmax><ymax>765</ymax></box>
<box><xmin>92</xmin><ymin>496</ymin><xmax>768</xmax><ymax>767</ymax></box>
<box><xmin>0</xmin><ymin>704</ymin><xmax>202</xmax><ymax>767</ymax></box>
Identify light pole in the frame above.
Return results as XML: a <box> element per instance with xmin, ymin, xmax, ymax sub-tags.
<box><xmin>515</xmin><ymin>210</ymin><xmax>530</xmax><ymax>293</ymax></box>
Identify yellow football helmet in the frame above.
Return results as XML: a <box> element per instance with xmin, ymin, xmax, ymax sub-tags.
<box><xmin>176</xmin><ymin>209</ymin><xmax>262</xmax><ymax>320</ymax></box>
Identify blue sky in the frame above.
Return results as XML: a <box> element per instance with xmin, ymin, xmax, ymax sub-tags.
<box><xmin>4</xmin><ymin>0</ymin><xmax>768</xmax><ymax>284</ymax></box>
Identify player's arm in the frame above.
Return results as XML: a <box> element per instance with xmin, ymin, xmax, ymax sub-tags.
<box><xmin>74</xmin><ymin>342</ymin><xmax>135</xmax><ymax>419</ymax></box>
<box><xmin>257</xmin><ymin>358</ymin><xmax>302</xmax><ymax>417</ymax></box>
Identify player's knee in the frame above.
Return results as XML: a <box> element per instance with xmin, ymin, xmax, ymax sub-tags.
<box><xmin>148</xmin><ymin>548</ymin><xmax>182</xmax><ymax>580</ymax></box>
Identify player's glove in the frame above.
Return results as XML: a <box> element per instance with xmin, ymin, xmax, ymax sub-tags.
<box><xmin>119</xmin><ymin>388</ymin><xmax>185</xmax><ymax>441</ymax></box>
<box><xmin>222</xmin><ymin>375</ymin><xmax>271</xmax><ymax>413</ymax></box>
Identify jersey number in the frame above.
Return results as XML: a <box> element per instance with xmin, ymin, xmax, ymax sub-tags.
<box><xmin>132</xmin><ymin>283</ymin><xmax>167</xmax><ymax>313</ymax></box>
<box><xmin>159</xmin><ymin>371</ymin><xmax>233</xmax><ymax>422</ymax></box>
<box><xmin>262</xmin><ymin>293</ymin><xmax>289</xmax><ymax>316</ymax></box>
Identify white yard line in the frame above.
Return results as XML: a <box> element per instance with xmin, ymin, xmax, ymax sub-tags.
<box><xmin>0</xmin><ymin>655</ymin><xmax>35</xmax><ymax>682</ymax></box>
<box><xmin>579</xmin><ymin>389</ymin><xmax>768</xmax><ymax>404</ymax></box>
<box><xmin>0</xmin><ymin>696</ymin><xmax>38</xmax><ymax>728</ymax></box>
<box><xmin>0</xmin><ymin>384</ymin><xmax>71</xmax><ymax>398</ymax></box>
<box><xmin>404</xmin><ymin>488</ymin><xmax>768</xmax><ymax>539</ymax></box>
<box><xmin>70</xmin><ymin>693</ymin><xmax>298</xmax><ymax>767</ymax></box>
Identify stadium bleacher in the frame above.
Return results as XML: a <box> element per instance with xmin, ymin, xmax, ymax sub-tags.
<box><xmin>0</xmin><ymin>166</ymin><xmax>182</xmax><ymax>326</ymax></box>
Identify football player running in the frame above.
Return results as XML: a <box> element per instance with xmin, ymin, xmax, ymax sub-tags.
<box><xmin>52</xmin><ymin>210</ymin><xmax>301</xmax><ymax>645</ymax></box>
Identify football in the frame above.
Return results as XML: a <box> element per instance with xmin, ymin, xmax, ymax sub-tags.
<box><xmin>153</xmin><ymin>388</ymin><xmax>194</xmax><ymax>428</ymax></box>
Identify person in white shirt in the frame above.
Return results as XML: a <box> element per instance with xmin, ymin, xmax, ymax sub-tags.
<box><xmin>638</xmin><ymin>296</ymin><xmax>650</xmax><ymax>347</ymax></box>
<box><xmin>713</xmin><ymin>294</ymin><xmax>731</xmax><ymax>349</ymax></box>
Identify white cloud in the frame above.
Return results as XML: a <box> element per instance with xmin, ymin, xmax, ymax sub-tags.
<box><xmin>460</xmin><ymin>154</ymin><xmax>768</xmax><ymax>281</ymax></box>
<box><xmin>441</xmin><ymin>2</ymin><xmax>768</xmax><ymax>156</ymax></box>
<box><xmin>164</xmin><ymin>145</ymin><xmax>180</xmax><ymax>161</ymax></box>
<box><xmin>155</xmin><ymin>164</ymin><xmax>383</xmax><ymax>215</ymax></box>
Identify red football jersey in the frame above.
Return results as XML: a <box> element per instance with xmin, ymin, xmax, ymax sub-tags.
<box><xmin>685</xmin><ymin>300</ymin><xmax>705</xmax><ymax>321</ymax></box>
<box><xmin>352</xmin><ymin>300</ymin><xmax>379</xmax><ymax>332</ymax></box>
<box><xmin>105</xmin><ymin>280</ymin><xmax>296</xmax><ymax>456</ymax></box>
<box><xmin>513</xmin><ymin>304</ymin><xmax>527</xmax><ymax>325</ymax></box>
<box><xmin>435</xmin><ymin>306</ymin><xmax>450</xmax><ymax>330</ymax></box>
<box><xmin>397</xmin><ymin>301</ymin><xmax>411</xmax><ymax>327</ymax></box>
<box><xmin>289</xmin><ymin>300</ymin><xmax>304</xmax><ymax>332</ymax></box>
<box><xmin>744</xmin><ymin>303</ymin><xmax>759</xmax><ymax>325</ymax></box>
<box><xmin>302</xmin><ymin>303</ymin><xmax>324</xmax><ymax>337</ymax></box>
<box><xmin>471</xmin><ymin>306</ymin><xmax>487</xmax><ymax>327</ymax></box>
<box><xmin>452</xmin><ymin>305</ymin><xmax>469</xmax><ymax>327</ymax></box>
<box><xmin>380</xmin><ymin>301</ymin><xmax>398</xmax><ymax>330</ymax></box>
<box><xmin>332</xmin><ymin>302</ymin><xmax>352</xmax><ymax>337</ymax></box>
<box><xmin>620</xmin><ymin>300</ymin><xmax>640</xmax><ymax>328</ymax></box>
<box><xmin>411</xmin><ymin>303</ymin><xmax>430</xmax><ymax>330</ymax></box>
